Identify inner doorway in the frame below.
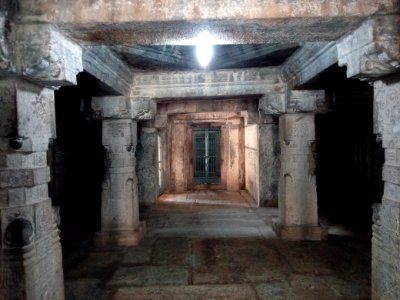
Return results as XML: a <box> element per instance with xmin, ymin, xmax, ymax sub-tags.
<box><xmin>193</xmin><ymin>128</ymin><xmax>221</xmax><ymax>184</ymax></box>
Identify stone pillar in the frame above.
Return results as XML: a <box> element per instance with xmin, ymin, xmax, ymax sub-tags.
<box><xmin>273</xmin><ymin>113</ymin><xmax>327</xmax><ymax>240</ymax></box>
<box><xmin>371</xmin><ymin>80</ymin><xmax>400</xmax><ymax>300</ymax></box>
<box><xmin>91</xmin><ymin>96</ymin><xmax>156</xmax><ymax>246</ymax></box>
<box><xmin>259</xmin><ymin>90</ymin><xmax>328</xmax><ymax>239</ymax></box>
<box><xmin>95</xmin><ymin>119</ymin><xmax>145</xmax><ymax>246</ymax></box>
<box><xmin>258</xmin><ymin>123</ymin><xmax>279</xmax><ymax>207</ymax></box>
<box><xmin>337</xmin><ymin>14</ymin><xmax>400</xmax><ymax>299</ymax></box>
<box><xmin>0</xmin><ymin>19</ymin><xmax>82</xmax><ymax>299</ymax></box>
<box><xmin>136</xmin><ymin>127</ymin><xmax>159</xmax><ymax>207</ymax></box>
<box><xmin>0</xmin><ymin>79</ymin><xmax>63</xmax><ymax>300</ymax></box>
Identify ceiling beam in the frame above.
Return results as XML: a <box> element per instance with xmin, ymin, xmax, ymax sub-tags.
<box><xmin>8</xmin><ymin>1</ymin><xmax>397</xmax><ymax>45</ymax></box>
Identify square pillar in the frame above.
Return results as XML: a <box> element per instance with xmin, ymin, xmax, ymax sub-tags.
<box><xmin>94</xmin><ymin>119</ymin><xmax>145</xmax><ymax>246</ymax></box>
<box><xmin>0</xmin><ymin>79</ymin><xmax>64</xmax><ymax>300</ymax></box>
<box><xmin>136</xmin><ymin>127</ymin><xmax>159</xmax><ymax>207</ymax></box>
<box><xmin>273</xmin><ymin>113</ymin><xmax>327</xmax><ymax>240</ymax></box>
<box><xmin>372</xmin><ymin>79</ymin><xmax>400</xmax><ymax>300</ymax></box>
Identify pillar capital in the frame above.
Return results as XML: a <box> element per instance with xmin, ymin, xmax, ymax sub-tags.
<box><xmin>259</xmin><ymin>89</ymin><xmax>327</xmax><ymax>115</ymax></box>
<box><xmin>337</xmin><ymin>14</ymin><xmax>400</xmax><ymax>80</ymax></box>
<box><xmin>0</xmin><ymin>21</ymin><xmax>83</xmax><ymax>86</ymax></box>
<box><xmin>92</xmin><ymin>96</ymin><xmax>157</xmax><ymax>121</ymax></box>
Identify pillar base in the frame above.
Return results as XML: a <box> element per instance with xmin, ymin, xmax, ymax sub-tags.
<box><xmin>272</xmin><ymin>219</ymin><xmax>328</xmax><ymax>241</ymax></box>
<box><xmin>94</xmin><ymin>221</ymin><xmax>146</xmax><ymax>247</ymax></box>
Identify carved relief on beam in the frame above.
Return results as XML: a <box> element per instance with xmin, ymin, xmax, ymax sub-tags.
<box><xmin>132</xmin><ymin>68</ymin><xmax>283</xmax><ymax>99</ymax></box>
<box><xmin>10</xmin><ymin>24</ymin><xmax>83</xmax><ymax>86</ymax></box>
<box><xmin>259</xmin><ymin>90</ymin><xmax>326</xmax><ymax>115</ymax></box>
<box><xmin>92</xmin><ymin>96</ymin><xmax>157</xmax><ymax>121</ymax></box>
<box><xmin>337</xmin><ymin>15</ymin><xmax>400</xmax><ymax>79</ymax></box>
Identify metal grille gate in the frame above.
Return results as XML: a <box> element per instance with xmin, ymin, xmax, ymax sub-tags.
<box><xmin>193</xmin><ymin>128</ymin><xmax>221</xmax><ymax>184</ymax></box>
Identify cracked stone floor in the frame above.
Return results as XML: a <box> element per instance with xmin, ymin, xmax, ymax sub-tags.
<box><xmin>64</xmin><ymin>191</ymin><xmax>371</xmax><ymax>300</ymax></box>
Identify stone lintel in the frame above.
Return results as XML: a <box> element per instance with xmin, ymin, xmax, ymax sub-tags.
<box><xmin>337</xmin><ymin>15</ymin><xmax>400</xmax><ymax>79</ymax></box>
<box><xmin>132</xmin><ymin>68</ymin><xmax>283</xmax><ymax>99</ymax></box>
<box><xmin>92</xmin><ymin>96</ymin><xmax>156</xmax><ymax>121</ymax></box>
<box><xmin>83</xmin><ymin>46</ymin><xmax>133</xmax><ymax>96</ymax></box>
<box><xmin>260</xmin><ymin>90</ymin><xmax>326</xmax><ymax>115</ymax></box>
<box><xmin>281</xmin><ymin>42</ymin><xmax>338</xmax><ymax>89</ymax></box>
<box><xmin>8</xmin><ymin>23</ymin><xmax>83</xmax><ymax>86</ymax></box>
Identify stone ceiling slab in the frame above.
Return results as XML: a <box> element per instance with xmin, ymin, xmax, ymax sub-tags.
<box><xmin>7</xmin><ymin>0</ymin><xmax>397</xmax><ymax>45</ymax></box>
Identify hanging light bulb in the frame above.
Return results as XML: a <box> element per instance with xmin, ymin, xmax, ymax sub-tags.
<box><xmin>195</xmin><ymin>31</ymin><xmax>213</xmax><ymax>68</ymax></box>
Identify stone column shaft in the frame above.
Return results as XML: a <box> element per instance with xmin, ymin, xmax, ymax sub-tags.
<box><xmin>273</xmin><ymin>113</ymin><xmax>327</xmax><ymax>240</ymax></box>
<box><xmin>0</xmin><ymin>79</ymin><xmax>63</xmax><ymax>300</ymax></box>
<box><xmin>95</xmin><ymin>119</ymin><xmax>144</xmax><ymax>246</ymax></box>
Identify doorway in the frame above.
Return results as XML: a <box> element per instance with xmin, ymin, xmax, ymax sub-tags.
<box><xmin>193</xmin><ymin>128</ymin><xmax>221</xmax><ymax>184</ymax></box>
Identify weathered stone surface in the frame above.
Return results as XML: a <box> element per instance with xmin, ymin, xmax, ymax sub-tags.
<box><xmin>337</xmin><ymin>15</ymin><xmax>400</xmax><ymax>79</ymax></box>
<box><xmin>259</xmin><ymin>90</ymin><xmax>326</xmax><ymax>115</ymax></box>
<box><xmin>0</xmin><ymin>167</ymin><xmax>49</xmax><ymax>188</ymax></box>
<box><xmin>132</xmin><ymin>68</ymin><xmax>283</xmax><ymax>99</ymax></box>
<box><xmin>92</xmin><ymin>96</ymin><xmax>156</xmax><ymax>120</ymax></box>
<box><xmin>0</xmin><ymin>15</ymin><xmax>14</xmax><ymax>76</ymax></box>
<box><xmin>273</xmin><ymin>113</ymin><xmax>326</xmax><ymax>240</ymax></box>
<box><xmin>12</xmin><ymin>0</ymin><xmax>397</xmax><ymax>45</ymax></box>
<box><xmin>372</xmin><ymin>78</ymin><xmax>400</xmax><ymax>300</ymax></box>
<box><xmin>374</xmin><ymin>79</ymin><xmax>400</xmax><ymax>135</ymax></box>
<box><xmin>96</xmin><ymin>119</ymin><xmax>143</xmax><ymax>246</ymax></box>
<box><xmin>0</xmin><ymin>79</ymin><xmax>56</xmax><ymax>152</ymax></box>
<box><xmin>258</xmin><ymin>93</ymin><xmax>286</xmax><ymax>115</ymax></box>
<box><xmin>83</xmin><ymin>46</ymin><xmax>133</xmax><ymax>96</ymax></box>
<box><xmin>282</xmin><ymin>42</ymin><xmax>337</xmax><ymax>89</ymax></box>
<box><xmin>136</xmin><ymin>128</ymin><xmax>159</xmax><ymax>207</ymax></box>
<box><xmin>102</xmin><ymin>119</ymin><xmax>137</xmax><ymax>153</ymax></box>
<box><xmin>259</xmin><ymin>124</ymin><xmax>279</xmax><ymax>207</ymax></box>
<box><xmin>0</xmin><ymin>198</ymin><xmax>64</xmax><ymax>300</ymax></box>
<box><xmin>0</xmin><ymin>152</ymin><xmax>47</xmax><ymax>169</ymax></box>
<box><xmin>10</xmin><ymin>23</ymin><xmax>83</xmax><ymax>86</ymax></box>
<box><xmin>0</xmin><ymin>184</ymin><xmax>49</xmax><ymax>208</ymax></box>
<box><xmin>287</xmin><ymin>90</ymin><xmax>327</xmax><ymax>114</ymax></box>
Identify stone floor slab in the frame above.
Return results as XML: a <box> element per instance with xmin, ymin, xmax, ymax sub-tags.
<box><xmin>109</xmin><ymin>266</ymin><xmax>189</xmax><ymax>286</ymax></box>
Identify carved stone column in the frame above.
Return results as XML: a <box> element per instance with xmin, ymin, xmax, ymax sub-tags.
<box><xmin>92</xmin><ymin>96</ymin><xmax>156</xmax><ymax>246</ymax></box>
<box><xmin>273</xmin><ymin>113</ymin><xmax>327</xmax><ymax>240</ymax></box>
<box><xmin>337</xmin><ymin>14</ymin><xmax>400</xmax><ymax>300</ymax></box>
<box><xmin>370</xmin><ymin>80</ymin><xmax>400</xmax><ymax>300</ymax></box>
<box><xmin>0</xmin><ymin>79</ymin><xmax>62</xmax><ymax>300</ymax></box>
<box><xmin>260</xmin><ymin>90</ymin><xmax>328</xmax><ymax>240</ymax></box>
<box><xmin>0</xmin><ymin>19</ymin><xmax>82</xmax><ymax>300</ymax></box>
<box><xmin>136</xmin><ymin>127</ymin><xmax>159</xmax><ymax>208</ymax></box>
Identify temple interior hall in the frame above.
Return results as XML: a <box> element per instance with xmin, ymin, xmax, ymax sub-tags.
<box><xmin>0</xmin><ymin>1</ymin><xmax>399</xmax><ymax>299</ymax></box>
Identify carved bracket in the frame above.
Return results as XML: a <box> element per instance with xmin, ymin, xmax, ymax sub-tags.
<box><xmin>259</xmin><ymin>90</ymin><xmax>326</xmax><ymax>115</ymax></box>
<box><xmin>337</xmin><ymin>15</ymin><xmax>400</xmax><ymax>79</ymax></box>
<box><xmin>9</xmin><ymin>24</ymin><xmax>83</xmax><ymax>86</ymax></box>
<box><xmin>92</xmin><ymin>96</ymin><xmax>157</xmax><ymax>121</ymax></box>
